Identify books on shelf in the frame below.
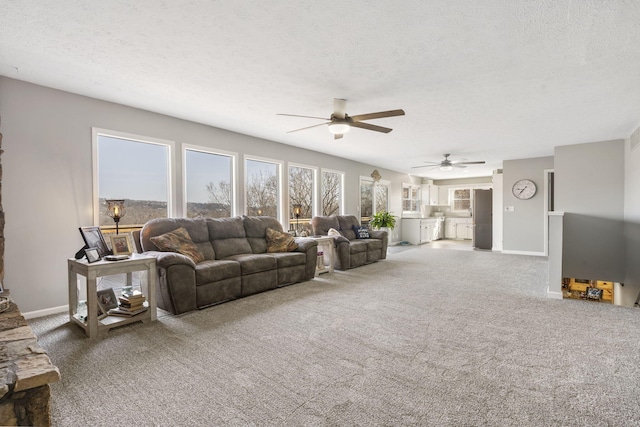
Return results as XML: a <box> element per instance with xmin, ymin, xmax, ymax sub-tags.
<box><xmin>108</xmin><ymin>302</ymin><xmax>148</xmax><ymax>317</ymax></box>
<box><xmin>107</xmin><ymin>290</ymin><xmax>148</xmax><ymax>317</ymax></box>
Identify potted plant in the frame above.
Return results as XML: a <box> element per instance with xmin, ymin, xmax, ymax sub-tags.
<box><xmin>369</xmin><ymin>211</ymin><xmax>396</xmax><ymax>230</ymax></box>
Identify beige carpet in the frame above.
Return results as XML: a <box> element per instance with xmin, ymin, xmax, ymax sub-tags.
<box><xmin>29</xmin><ymin>247</ymin><xmax>640</xmax><ymax>426</ymax></box>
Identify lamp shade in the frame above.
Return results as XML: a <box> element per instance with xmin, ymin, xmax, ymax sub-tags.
<box><xmin>106</xmin><ymin>199</ymin><xmax>126</xmax><ymax>219</ymax></box>
<box><xmin>293</xmin><ymin>204</ymin><xmax>302</xmax><ymax>216</ymax></box>
<box><xmin>328</xmin><ymin>123</ymin><xmax>350</xmax><ymax>135</ymax></box>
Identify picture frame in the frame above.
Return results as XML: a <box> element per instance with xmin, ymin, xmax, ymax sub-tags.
<box><xmin>109</xmin><ymin>233</ymin><xmax>133</xmax><ymax>256</ymax></box>
<box><xmin>79</xmin><ymin>226</ymin><xmax>111</xmax><ymax>258</ymax></box>
<box><xmin>84</xmin><ymin>247</ymin><xmax>101</xmax><ymax>263</ymax></box>
<box><xmin>96</xmin><ymin>288</ymin><xmax>118</xmax><ymax>315</ymax></box>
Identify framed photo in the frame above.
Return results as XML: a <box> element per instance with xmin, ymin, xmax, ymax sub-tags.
<box><xmin>109</xmin><ymin>233</ymin><xmax>132</xmax><ymax>256</ymax></box>
<box><xmin>79</xmin><ymin>226</ymin><xmax>111</xmax><ymax>257</ymax></box>
<box><xmin>84</xmin><ymin>247</ymin><xmax>101</xmax><ymax>263</ymax></box>
<box><xmin>97</xmin><ymin>288</ymin><xmax>118</xmax><ymax>315</ymax></box>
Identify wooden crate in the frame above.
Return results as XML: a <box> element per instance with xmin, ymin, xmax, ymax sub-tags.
<box><xmin>563</xmin><ymin>278</ymin><xmax>613</xmax><ymax>303</ymax></box>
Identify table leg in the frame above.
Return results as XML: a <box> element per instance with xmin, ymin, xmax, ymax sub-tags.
<box><xmin>86</xmin><ymin>271</ymin><xmax>98</xmax><ymax>338</ymax></box>
<box><xmin>147</xmin><ymin>263</ymin><xmax>157</xmax><ymax>321</ymax></box>
<box><xmin>67</xmin><ymin>266</ymin><xmax>78</xmax><ymax>319</ymax></box>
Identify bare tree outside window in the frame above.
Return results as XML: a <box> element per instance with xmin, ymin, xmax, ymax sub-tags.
<box><xmin>375</xmin><ymin>184</ymin><xmax>389</xmax><ymax>214</ymax></box>
<box><xmin>186</xmin><ymin>149</ymin><xmax>233</xmax><ymax>218</ymax></box>
<box><xmin>321</xmin><ymin>171</ymin><xmax>342</xmax><ymax>216</ymax></box>
<box><xmin>289</xmin><ymin>166</ymin><xmax>314</xmax><ymax>222</ymax></box>
<box><xmin>246</xmin><ymin>160</ymin><xmax>279</xmax><ymax>217</ymax></box>
<box><xmin>360</xmin><ymin>180</ymin><xmax>373</xmax><ymax>224</ymax></box>
<box><xmin>453</xmin><ymin>188</ymin><xmax>471</xmax><ymax>211</ymax></box>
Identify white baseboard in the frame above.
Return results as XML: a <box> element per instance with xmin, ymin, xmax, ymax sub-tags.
<box><xmin>502</xmin><ymin>250</ymin><xmax>546</xmax><ymax>257</ymax></box>
<box><xmin>546</xmin><ymin>287</ymin><xmax>563</xmax><ymax>300</ymax></box>
<box><xmin>23</xmin><ymin>305</ymin><xmax>68</xmax><ymax>320</ymax></box>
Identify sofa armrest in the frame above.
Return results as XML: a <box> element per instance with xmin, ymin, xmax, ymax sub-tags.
<box><xmin>331</xmin><ymin>235</ymin><xmax>350</xmax><ymax>246</ymax></box>
<box><xmin>294</xmin><ymin>237</ymin><xmax>318</xmax><ymax>253</ymax></box>
<box><xmin>368</xmin><ymin>229</ymin><xmax>388</xmax><ymax>240</ymax></box>
<box><xmin>143</xmin><ymin>250</ymin><xmax>197</xmax><ymax>269</ymax></box>
<box><xmin>293</xmin><ymin>237</ymin><xmax>319</xmax><ymax>281</ymax></box>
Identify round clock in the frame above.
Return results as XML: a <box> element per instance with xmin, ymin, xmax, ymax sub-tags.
<box><xmin>512</xmin><ymin>179</ymin><xmax>536</xmax><ymax>200</ymax></box>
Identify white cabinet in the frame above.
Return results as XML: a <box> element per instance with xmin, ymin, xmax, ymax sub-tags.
<box><xmin>444</xmin><ymin>218</ymin><xmax>473</xmax><ymax>240</ymax></box>
<box><xmin>438</xmin><ymin>186</ymin><xmax>449</xmax><ymax>205</ymax></box>
<box><xmin>402</xmin><ymin>218</ymin><xmax>444</xmax><ymax>244</ymax></box>
<box><xmin>421</xmin><ymin>184</ymin><xmax>440</xmax><ymax>205</ymax></box>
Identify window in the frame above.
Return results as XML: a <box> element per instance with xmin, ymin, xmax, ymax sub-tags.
<box><xmin>321</xmin><ymin>169</ymin><xmax>343</xmax><ymax>216</ymax></box>
<box><xmin>402</xmin><ymin>184</ymin><xmax>421</xmax><ymax>212</ymax></box>
<box><xmin>452</xmin><ymin>188</ymin><xmax>471</xmax><ymax>212</ymax></box>
<box><xmin>93</xmin><ymin>129</ymin><xmax>172</xmax><ymax>226</ymax></box>
<box><xmin>184</xmin><ymin>146</ymin><xmax>236</xmax><ymax>218</ymax></box>
<box><xmin>360</xmin><ymin>178</ymin><xmax>390</xmax><ymax>224</ymax></box>
<box><xmin>245</xmin><ymin>158</ymin><xmax>281</xmax><ymax>219</ymax></box>
<box><xmin>289</xmin><ymin>164</ymin><xmax>316</xmax><ymax>230</ymax></box>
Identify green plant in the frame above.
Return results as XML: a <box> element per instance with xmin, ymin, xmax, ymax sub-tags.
<box><xmin>369</xmin><ymin>211</ymin><xmax>396</xmax><ymax>230</ymax></box>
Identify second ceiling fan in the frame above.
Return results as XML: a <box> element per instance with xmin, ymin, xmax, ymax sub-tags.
<box><xmin>413</xmin><ymin>153</ymin><xmax>486</xmax><ymax>171</ymax></box>
<box><xmin>278</xmin><ymin>98</ymin><xmax>405</xmax><ymax>140</ymax></box>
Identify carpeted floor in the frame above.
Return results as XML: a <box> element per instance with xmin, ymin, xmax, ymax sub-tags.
<box><xmin>29</xmin><ymin>247</ymin><xmax>640</xmax><ymax>426</ymax></box>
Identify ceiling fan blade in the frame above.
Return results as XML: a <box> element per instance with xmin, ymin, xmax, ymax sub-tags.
<box><xmin>350</xmin><ymin>121</ymin><xmax>393</xmax><ymax>133</ymax></box>
<box><xmin>411</xmin><ymin>164</ymin><xmax>438</xmax><ymax>169</ymax></box>
<box><xmin>334</xmin><ymin>133</ymin><xmax>343</xmax><ymax>140</ymax></box>
<box><xmin>287</xmin><ymin>122</ymin><xmax>330</xmax><ymax>133</ymax></box>
<box><xmin>452</xmin><ymin>164</ymin><xmax>468</xmax><ymax>168</ymax></box>
<box><xmin>457</xmin><ymin>161</ymin><xmax>486</xmax><ymax>165</ymax></box>
<box><xmin>333</xmin><ymin>98</ymin><xmax>347</xmax><ymax>119</ymax></box>
<box><xmin>277</xmin><ymin>113</ymin><xmax>329</xmax><ymax>120</ymax></box>
<box><xmin>350</xmin><ymin>109</ymin><xmax>405</xmax><ymax>122</ymax></box>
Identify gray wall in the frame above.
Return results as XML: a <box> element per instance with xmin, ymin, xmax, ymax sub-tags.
<box><xmin>502</xmin><ymin>156</ymin><xmax>554</xmax><ymax>254</ymax></box>
<box><xmin>624</xmin><ymin>128</ymin><xmax>640</xmax><ymax>305</ymax></box>
<box><xmin>555</xmin><ymin>140</ymin><xmax>625</xmax><ymax>283</ymax></box>
<box><xmin>0</xmin><ymin>77</ymin><xmax>407</xmax><ymax>314</ymax></box>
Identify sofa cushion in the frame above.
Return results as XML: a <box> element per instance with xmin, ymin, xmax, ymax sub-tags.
<box><xmin>349</xmin><ymin>240</ymin><xmax>369</xmax><ymax>254</ymax></box>
<box><xmin>311</xmin><ymin>216</ymin><xmax>340</xmax><ymax>236</ymax></box>
<box><xmin>141</xmin><ymin>217</ymin><xmax>215</xmax><ymax>260</ymax></box>
<box><xmin>268</xmin><ymin>252</ymin><xmax>307</xmax><ymax>268</ymax></box>
<box><xmin>243</xmin><ymin>216</ymin><xmax>284</xmax><ymax>253</ymax></box>
<box><xmin>366</xmin><ymin>239</ymin><xmax>383</xmax><ymax>251</ymax></box>
<box><xmin>150</xmin><ymin>227</ymin><xmax>205</xmax><ymax>263</ymax></box>
<box><xmin>338</xmin><ymin>215</ymin><xmax>360</xmax><ymax>240</ymax></box>
<box><xmin>225</xmin><ymin>254</ymin><xmax>277</xmax><ymax>275</ymax></box>
<box><xmin>195</xmin><ymin>260</ymin><xmax>242</xmax><ymax>285</ymax></box>
<box><xmin>266</xmin><ymin>228</ymin><xmax>298</xmax><ymax>253</ymax></box>
<box><xmin>353</xmin><ymin>225</ymin><xmax>370</xmax><ymax>239</ymax></box>
<box><xmin>207</xmin><ymin>217</ymin><xmax>253</xmax><ymax>259</ymax></box>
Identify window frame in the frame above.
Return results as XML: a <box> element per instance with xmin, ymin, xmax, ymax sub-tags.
<box><xmin>182</xmin><ymin>144</ymin><xmax>238</xmax><ymax>218</ymax></box>
<box><xmin>244</xmin><ymin>155</ymin><xmax>284</xmax><ymax>223</ymax></box>
<box><xmin>287</xmin><ymin>162</ymin><xmax>318</xmax><ymax>230</ymax></box>
<box><xmin>92</xmin><ymin>127</ymin><xmax>175</xmax><ymax>226</ymax></box>
<box><xmin>320</xmin><ymin>168</ymin><xmax>345</xmax><ymax>216</ymax></box>
<box><xmin>360</xmin><ymin>177</ymin><xmax>390</xmax><ymax>224</ymax></box>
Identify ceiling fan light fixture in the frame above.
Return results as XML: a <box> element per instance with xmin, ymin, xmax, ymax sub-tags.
<box><xmin>328</xmin><ymin>123</ymin><xmax>350</xmax><ymax>135</ymax></box>
<box><xmin>440</xmin><ymin>165</ymin><xmax>453</xmax><ymax>171</ymax></box>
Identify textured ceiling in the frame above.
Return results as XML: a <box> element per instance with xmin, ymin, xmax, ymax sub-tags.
<box><xmin>2</xmin><ymin>1</ymin><xmax>640</xmax><ymax>179</ymax></box>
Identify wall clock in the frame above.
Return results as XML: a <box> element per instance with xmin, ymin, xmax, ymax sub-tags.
<box><xmin>512</xmin><ymin>179</ymin><xmax>536</xmax><ymax>200</ymax></box>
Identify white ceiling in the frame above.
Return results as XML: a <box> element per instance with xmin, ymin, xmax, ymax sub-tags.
<box><xmin>2</xmin><ymin>1</ymin><xmax>640</xmax><ymax>179</ymax></box>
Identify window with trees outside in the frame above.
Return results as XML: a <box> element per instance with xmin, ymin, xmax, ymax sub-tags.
<box><xmin>289</xmin><ymin>165</ymin><xmax>316</xmax><ymax>232</ymax></box>
<box><xmin>452</xmin><ymin>188</ymin><xmax>471</xmax><ymax>212</ymax></box>
<box><xmin>94</xmin><ymin>129</ymin><xmax>172</xmax><ymax>226</ymax></box>
<box><xmin>184</xmin><ymin>146</ymin><xmax>235</xmax><ymax>218</ymax></box>
<box><xmin>321</xmin><ymin>169</ymin><xmax>343</xmax><ymax>216</ymax></box>
<box><xmin>360</xmin><ymin>178</ymin><xmax>390</xmax><ymax>225</ymax></box>
<box><xmin>245</xmin><ymin>158</ymin><xmax>280</xmax><ymax>218</ymax></box>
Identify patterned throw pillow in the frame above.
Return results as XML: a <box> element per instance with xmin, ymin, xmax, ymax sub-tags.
<box><xmin>266</xmin><ymin>228</ymin><xmax>298</xmax><ymax>253</ymax></box>
<box><xmin>150</xmin><ymin>227</ymin><xmax>205</xmax><ymax>263</ymax></box>
<box><xmin>353</xmin><ymin>225</ymin><xmax>370</xmax><ymax>239</ymax></box>
<box><xmin>327</xmin><ymin>228</ymin><xmax>341</xmax><ymax>237</ymax></box>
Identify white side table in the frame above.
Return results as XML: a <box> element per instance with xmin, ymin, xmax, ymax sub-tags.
<box><xmin>68</xmin><ymin>254</ymin><xmax>157</xmax><ymax>338</ymax></box>
<box><xmin>310</xmin><ymin>236</ymin><xmax>335</xmax><ymax>276</ymax></box>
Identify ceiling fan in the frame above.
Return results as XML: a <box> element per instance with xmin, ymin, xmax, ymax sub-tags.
<box><xmin>412</xmin><ymin>153</ymin><xmax>486</xmax><ymax>171</ymax></box>
<box><xmin>278</xmin><ymin>98</ymin><xmax>405</xmax><ymax>140</ymax></box>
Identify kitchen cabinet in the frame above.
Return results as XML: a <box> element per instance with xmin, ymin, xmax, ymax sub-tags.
<box><xmin>421</xmin><ymin>184</ymin><xmax>440</xmax><ymax>205</ymax></box>
<box><xmin>402</xmin><ymin>218</ymin><xmax>444</xmax><ymax>244</ymax></box>
<box><xmin>444</xmin><ymin>218</ymin><xmax>473</xmax><ymax>240</ymax></box>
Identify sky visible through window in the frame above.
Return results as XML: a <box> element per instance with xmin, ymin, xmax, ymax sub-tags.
<box><xmin>185</xmin><ymin>149</ymin><xmax>231</xmax><ymax>203</ymax></box>
<box><xmin>98</xmin><ymin>136</ymin><xmax>169</xmax><ymax>201</ymax></box>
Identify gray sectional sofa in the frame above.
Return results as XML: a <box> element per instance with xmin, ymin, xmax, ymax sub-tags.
<box><xmin>311</xmin><ymin>215</ymin><xmax>388</xmax><ymax>270</ymax></box>
<box><xmin>138</xmin><ymin>216</ymin><xmax>318</xmax><ymax>315</ymax></box>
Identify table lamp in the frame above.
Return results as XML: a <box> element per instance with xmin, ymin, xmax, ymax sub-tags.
<box><xmin>106</xmin><ymin>199</ymin><xmax>126</xmax><ymax>234</ymax></box>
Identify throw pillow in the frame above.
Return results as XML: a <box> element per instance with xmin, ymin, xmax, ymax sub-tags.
<box><xmin>150</xmin><ymin>227</ymin><xmax>205</xmax><ymax>263</ymax></box>
<box><xmin>327</xmin><ymin>228</ymin><xmax>341</xmax><ymax>237</ymax></box>
<box><xmin>353</xmin><ymin>225</ymin><xmax>370</xmax><ymax>239</ymax></box>
<box><xmin>266</xmin><ymin>228</ymin><xmax>298</xmax><ymax>253</ymax></box>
